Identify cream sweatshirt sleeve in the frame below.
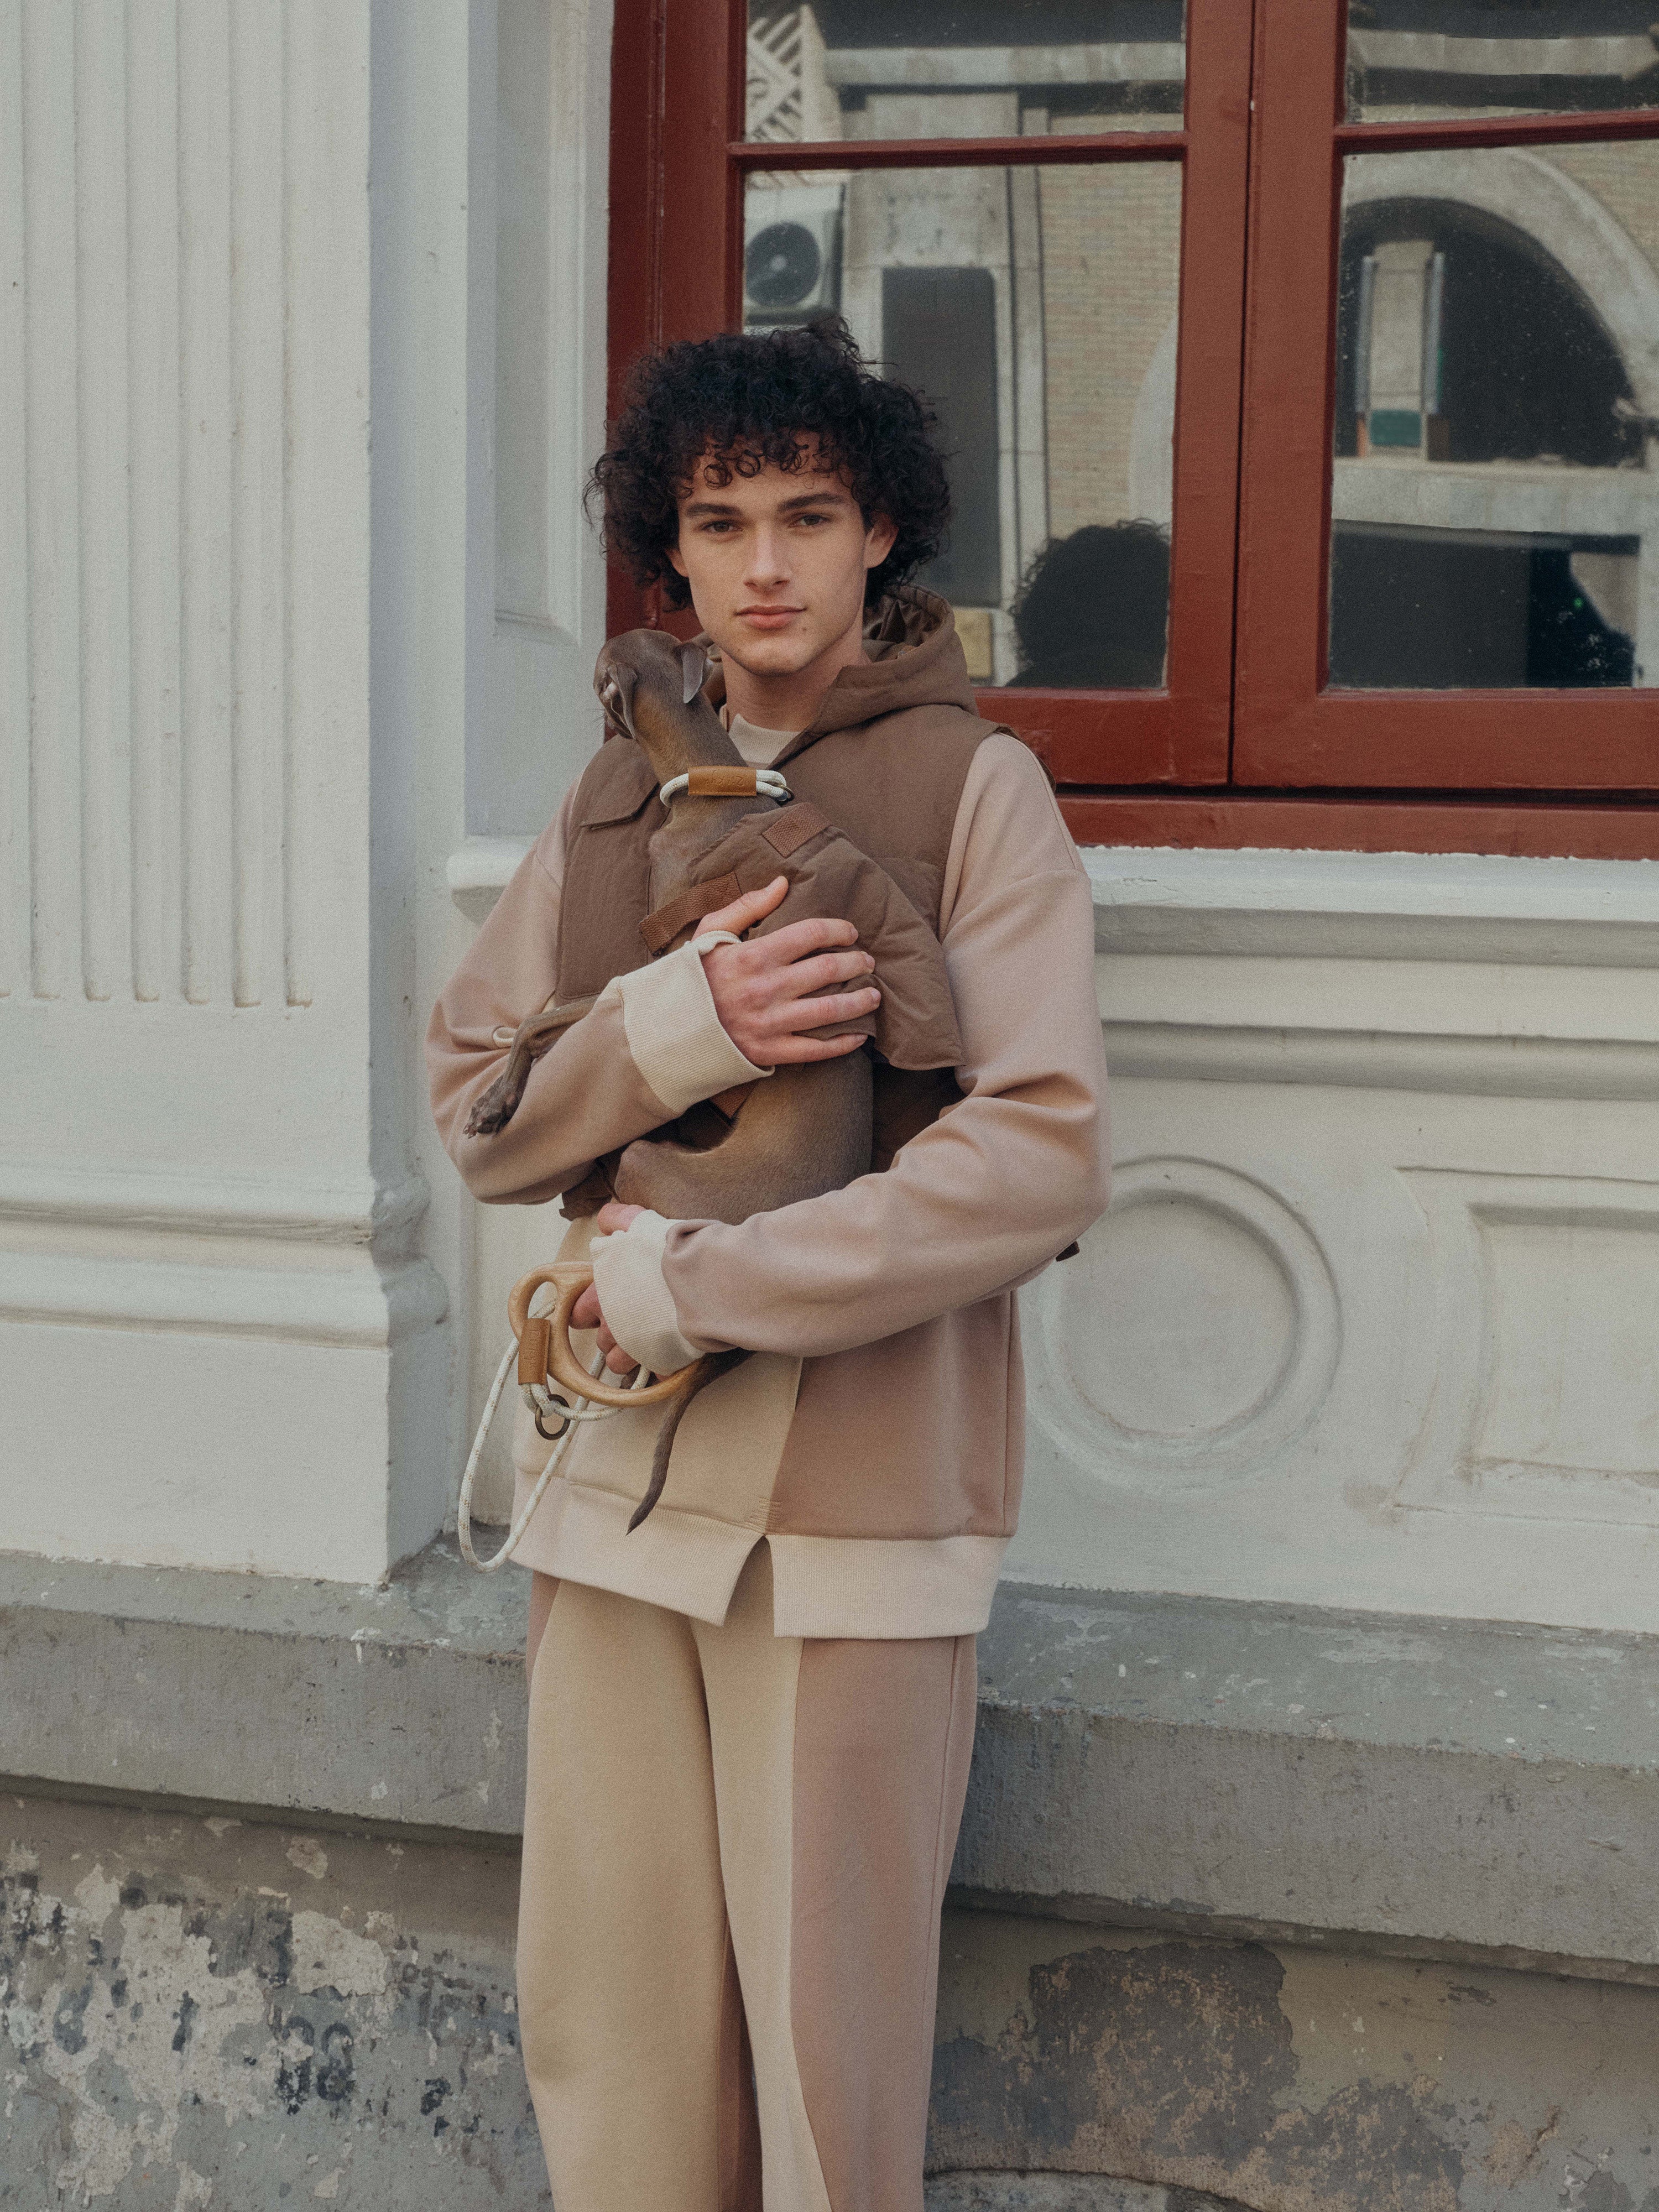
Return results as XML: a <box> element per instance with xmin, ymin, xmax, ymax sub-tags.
<box><xmin>427</xmin><ymin>794</ymin><xmax>764</xmax><ymax>1208</ymax></box>
<box><xmin>618</xmin><ymin>734</ymin><xmax>1110</xmax><ymax>1363</ymax></box>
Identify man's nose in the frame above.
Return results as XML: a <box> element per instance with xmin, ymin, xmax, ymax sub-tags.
<box><xmin>744</xmin><ymin>525</ymin><xmax>790</xmax><ymax>588</ymax></box>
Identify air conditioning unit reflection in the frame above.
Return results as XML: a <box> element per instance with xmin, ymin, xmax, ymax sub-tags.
<box><xmin>744</xmin><ymin>182</ymin><xmax>843</xmax><ymax>328</ymax></box>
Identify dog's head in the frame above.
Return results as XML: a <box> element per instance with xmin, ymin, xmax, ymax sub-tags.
<box><xmin>594</xmin><ymin>630</ymin><xmax>710</xmax><ymax>748</ymax></box>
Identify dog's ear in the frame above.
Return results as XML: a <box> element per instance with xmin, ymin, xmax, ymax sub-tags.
<box><xmin>677</xmin><ymin>641</ymin><xmax>709</xmax><ymax>706</ymax></box>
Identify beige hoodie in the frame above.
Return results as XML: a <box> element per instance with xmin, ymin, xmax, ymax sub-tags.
<box><xmin>428</xmin><ymin>601</ymin><xmax>1109</xmax><ymax>1636</ymax></box>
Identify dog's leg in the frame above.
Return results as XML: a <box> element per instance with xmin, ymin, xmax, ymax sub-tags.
<box><xmin>463</xmin><ymin>994</ymin><xmax>597</xmax><ymax>1136</ymax></box>
<box><xmin>629</xmin><ymin>1348</ymin><xmax>752</xmax><ymax>1530</ymax></box>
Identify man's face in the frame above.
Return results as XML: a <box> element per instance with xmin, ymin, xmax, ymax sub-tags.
<box><xmin>667</xmin><ymin>448</ymin><xmax>898</xmax><ymax>679</ymax></box>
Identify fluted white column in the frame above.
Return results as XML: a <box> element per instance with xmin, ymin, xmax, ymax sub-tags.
<box><xmin>0</xmin><ymin>0</ymin><xmax>454</xmax><ymax>1580</ymax></box>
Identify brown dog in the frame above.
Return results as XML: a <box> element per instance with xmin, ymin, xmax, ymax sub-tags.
<box><xmin>467</xmin><ymin>629</ymin><xmax>877</xmax><ymax>1527</ymax></box>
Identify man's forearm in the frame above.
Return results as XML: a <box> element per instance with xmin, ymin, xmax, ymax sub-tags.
<box><xmin>659</xmin><ymin>1073</ymin><xmax>1108</xmax><ymax>1358</ymax></box>
<box><xmin>428</xmin><ymin>827</ymin><xmax>768</xmax><ymax>1208</ymax></box>
<box><xmin>638</xmin><ymin>855</ymin><xmax>1111</xmax><ymax>1363</ymax></box>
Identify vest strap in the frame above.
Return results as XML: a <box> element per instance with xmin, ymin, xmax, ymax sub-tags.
<box><xmin>759</xmin><ymin>800</ymin><xmax>829</xmax><ymax>859</ymax></box>
<box><xmin>638</xmin><ymin>872</ymin><xmax>743</xmax><ymax>957</ymax></box>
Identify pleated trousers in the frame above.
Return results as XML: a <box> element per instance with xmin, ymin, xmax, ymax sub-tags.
<box><xmin>517</xmin><ymin>1542</ymin><xmax>978</xmax><ymax>2212</ymax></box>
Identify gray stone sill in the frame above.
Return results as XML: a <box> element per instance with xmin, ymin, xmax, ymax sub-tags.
<box><xmin>4</xmin><ymin>1541</ymin><xmax>1656</xmax><ymax>1976</ymax></box>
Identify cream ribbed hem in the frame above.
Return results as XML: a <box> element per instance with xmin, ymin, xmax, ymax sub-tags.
<box><xmin>766</xmin><ymin>1533</ymin><xmax>1008</xmax><ymax>1639</ymax></box>
<box><xmin>614</xmin><ymin>937</ymin><xmax>768</xmax><ymax>1117</ymax></box>
<box><xmin>590</xmin><ymin>1208</ymin><xmax>702</xmax><ymax>1375</ymax></box>
<box><xmin>526</xmin><ymin>1480</ymin><xmax>764</xmax><ymax>1626</ymax></box>
<box><xmin>505</xmin><ymin>1468</ymin><xmax>1006</xmax><ymax>1638</ymax></box>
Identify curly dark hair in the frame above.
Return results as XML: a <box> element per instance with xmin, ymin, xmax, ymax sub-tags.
<box><xmin>587</xmin><ymin>316</ymin><xmax>952</xmax><ymax>610</ymax></box>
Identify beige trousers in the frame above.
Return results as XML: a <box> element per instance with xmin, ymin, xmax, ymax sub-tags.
<box><xmin>517</xmin><ymin>1542</ymin><xmax>977</xmax><ymax>2212</ymax></box>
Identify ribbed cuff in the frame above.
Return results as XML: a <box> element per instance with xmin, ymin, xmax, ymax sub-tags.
<box><xmin>614</xmin><ymin>936</ymin><xmax>770</xmax><ymax>1117</ymax></box>
<box><xmin>590</xmin><ymin>1208</ymin><xmax>705</xmax><ymax>1375</ymax></box>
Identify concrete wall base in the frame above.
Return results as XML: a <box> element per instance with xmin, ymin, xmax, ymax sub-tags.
<box><xmin>0</xmin><ymin>1792</ymin><xmax>542</xmax><ymax>2211</ymax></box>
<box><xmin>5</xmin><ymin>1791</ymin><xmax>1657</xmax><ymax>2211</ymax></box>
<box><xmin>932</xmin><ymin>1908</ymin><xmax>1659</xmax><ymax>2212</ymax></box>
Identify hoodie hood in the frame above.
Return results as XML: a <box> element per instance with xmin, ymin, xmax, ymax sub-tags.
<box><xmin>697</xmin><ymin>586</ymin><xmax>978</xmax><ymax>761</ymax></box>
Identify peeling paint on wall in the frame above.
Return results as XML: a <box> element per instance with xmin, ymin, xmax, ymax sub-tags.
<box><xmin>8</xmin><ymin>1804</ymin><xmax>1659</xmax><ymax>2211</ymax></box>
<box><xmin>0</xmin><ymin>1798</ymin><xmax>548</xmax><ymax>2211</ymax></box>
<box><xmin>928</xmin><ymin>1912</ymin><xmax>1659</xmax><ymax>2212</ymax></box>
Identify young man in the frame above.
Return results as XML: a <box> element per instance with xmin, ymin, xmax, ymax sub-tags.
<box><xmin>429</xmin><ymin>319</ymin><xmax>1109</xmax><ymax>2212</ymax></box>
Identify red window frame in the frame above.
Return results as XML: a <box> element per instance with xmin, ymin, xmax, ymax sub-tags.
<box><xmin>607</xmin><ymin>0</ymin><xmax>1659</xmax><ymax>858</ymax></box>
<box><xmin>1237</xmin><ymin>0</ymin><xmax>1659</xmax><ymax>800</ymax></box>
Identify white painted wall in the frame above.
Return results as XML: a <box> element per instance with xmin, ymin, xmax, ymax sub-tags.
<box><xmin>9</xmin><ymin>1</ymin><xmax>1658</xmax><ymax>1639</ymax></box>
<box><xmin>0</xmin><ymin>0</ymin><xmax>608</xmax><ymax>1582</ymax></box>
<box><xmin>1011</xmin><ymin>848</ymin><xmax>1659</xmax><ymax>1634</ymax></box>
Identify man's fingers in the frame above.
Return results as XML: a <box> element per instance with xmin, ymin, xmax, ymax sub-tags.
<box><xmin>700</xmin><ymin>875</ymin><xmax>790</xmax><ymax>938</ymax></box>
<box><xmin>772</xmin><ymin>948</ymin><xmax>876</xmax><ymax>1000</ymax></box>
<box><xmin>595</xmin><ymin>1322</ymin><xmax>638</xmax><ymax>1378</ymax></box>
<box><xmin>571</xmin><ymin>1284</ymin><xmax>602</xmax><ymax>1332</ymax></box>
<box><xmin>750</xmin><ymin>914</ymin><xmax>860</xmax><ymax>961</ymax></box>
<box><xmin>766</xmin><ymin>1030</ymin><xmax>868</xmax><ymax>1065</ymax></box>
<box><xmin>769</xmin><ymin>990</ymin><xmax>880</xmax><ymax>1034</ymax></box>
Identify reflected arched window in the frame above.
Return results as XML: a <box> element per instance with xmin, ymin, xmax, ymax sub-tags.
<box><xmin>1328</xmin><ymin>198</ymin><xmax>1641</xmax><ymax>688</ymax></box>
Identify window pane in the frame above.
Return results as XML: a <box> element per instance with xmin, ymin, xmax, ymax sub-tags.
<box><xmin>746</xmin><ymin>1</ymin><xmax>1185</xmax><ymax>147</ymax></box>
<box><xmin>744</xmin><ymin>163</ymin><xmax>1180</xmax><ymax>684</ymax></box>
<box><xmin>1345</xmin><ymin>3</ymin><xmax>1659</xmax><ymax>123</ymax></box>
<box><xmin>1327</xmin><ymin>143</ymin><xmax>1659</xmax><ymax>690</ymax></box>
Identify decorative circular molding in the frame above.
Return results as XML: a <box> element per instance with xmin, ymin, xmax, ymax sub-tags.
<box><xmin>1025</xmin><ymin>1158</ymin><xmax>1342</xmax><ymax>1490</ymax></box>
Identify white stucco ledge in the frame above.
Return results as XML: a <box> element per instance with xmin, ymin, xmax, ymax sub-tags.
<box><xmin>1088</xmin><ymin>845</ymin><xmax>1659</xmax><ymax>967</ymax></box>
<box><xmin>452</xmin><ymin>836</ymin><xmax>1659</xmax><ymax>971</ymax></box>
<box><xmin>2</xmin><ymin>1541</ymin><xmax>1657</xmax><ymax>1980</ymax></box>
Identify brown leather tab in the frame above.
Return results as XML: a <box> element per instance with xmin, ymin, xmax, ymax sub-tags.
<box><xmin>708</xmin><ymin>1081</ymin><xmax>758</xmax><ymax>1121</ymax></box>
<box><xmin>517</xmin><ymin>1316</ymin><xmax>551</xmax><ymax>1388</ymax></box>
<box><xmin>686</xmin><ymin>765</ymin><xmax>761</xmax><ymax>797</ymax></box>
<box><xmin>759</xmin><ymin>801</ymin><xmax>828</xmax><ymax>859</ymax></box>
<box><xmin>638</xmin><ymin>873</ymin><xmax>743</xmax><ymax>956</ymax></box>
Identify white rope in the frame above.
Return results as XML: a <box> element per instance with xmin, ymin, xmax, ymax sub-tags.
<box><xmin>457</xmin><ymin>1335</ymin><xmax>658</xmax><ymax>1573</ymax></box>
<box><xmin>659</xmin><ymin>768</ymin><xmax>791</xmax><ymax>806</ymax></box>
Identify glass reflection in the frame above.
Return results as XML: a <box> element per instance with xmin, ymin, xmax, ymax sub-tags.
<box><xmin>747</xmin><ymin>0</ymin><xmax>1185</xmax><ymax>148</ymax></box>
<box><xmin>1345</xmin><ymin>2</ymin><xmax>1659</xmax><ymax>123</ymax></box>
<box><xmin>1328</xmin><ymin>144</ymin><xmax>1659</xmax><ymax>689</ymax></box>
<box><xmin>745</xmin><ymin>163</ymin><xmax>1179</xmax><ymax>684</ymax></box>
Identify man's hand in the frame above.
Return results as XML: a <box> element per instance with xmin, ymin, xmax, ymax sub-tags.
<box><xmin>698</xmin><ymin>877</ymin><xmax>878</xmax><ymax>1067</ymax></box>
<box><xmin>565</xmin><ymin>878</ymin><xmax>875</xmax><ymax>1374</ymax></box>
<box><xmin>571</xmin><ymin>1201</ymin><xmax>646</xmax><ymax>1375</ymax></box>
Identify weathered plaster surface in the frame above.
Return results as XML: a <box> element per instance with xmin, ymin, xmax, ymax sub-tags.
<box><xmin>8</xmin><ymin>1544</ymin><xmax>1659</xmax><ymax>1991</ymax></box>
<box><xmin>6</xmin><ymin>1796</ymin><xmax>1659</xmax><ymax>2209</ymax></box>
<box><xmin>930</xmin><ymin>1911</ymin><xmax>1659</xmax><ymax>2212</ymax></box>
<box><xmin>0</xmin><ymin>1796</ymin><xmax>545</xmax><ymax>2210</ymax></box>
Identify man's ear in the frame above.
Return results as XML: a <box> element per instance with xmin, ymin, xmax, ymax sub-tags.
<box><xmin>676</xmin><ymin>641</ymin><xmax>709</xmax><ymax>704</ymax></box>
<box><xmin>864</xmin><ymin>513</ymin><xmax>899</xmax><ymax>570</ymax></box>
<box><xmin>667</xmin><ymin>541</ymin><xmax>689</xmax><ymax>578</ymax></box>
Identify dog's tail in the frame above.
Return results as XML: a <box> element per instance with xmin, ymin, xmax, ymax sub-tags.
<box><xmin>628</xmin><ymin>1348</ymin><xmax>752</xmax><ymax>1532</ymax></box>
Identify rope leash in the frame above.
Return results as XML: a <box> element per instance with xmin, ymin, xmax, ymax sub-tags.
<box><xmin>456</xmin><ymin>1327</ymin><xmax>660</xmax><ymax>1574</ymax></box>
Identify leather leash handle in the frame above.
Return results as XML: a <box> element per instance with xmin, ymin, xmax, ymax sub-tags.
<box><xmin>508</xmin><ymin>1263</ymin><xmax>695</xmax><ymax>1408</ymax></box>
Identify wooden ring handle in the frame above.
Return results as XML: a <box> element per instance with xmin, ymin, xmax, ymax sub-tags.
<box><xmin>508</xmin><ymin>1263</ymin><xmax>695</xmax><ymax>1408</ymax></box>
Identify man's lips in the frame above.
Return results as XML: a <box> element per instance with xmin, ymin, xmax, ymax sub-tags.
<box><xmin>737</xmin><ymin>606</ymin><xmax>804</xmax><ymax>629</ymax></box>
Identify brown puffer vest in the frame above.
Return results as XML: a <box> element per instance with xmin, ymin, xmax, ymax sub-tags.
<box><xmin>554</xmin><ymin>588</ymin><xmax>997</xmax><ymax>1186</ymax></box>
